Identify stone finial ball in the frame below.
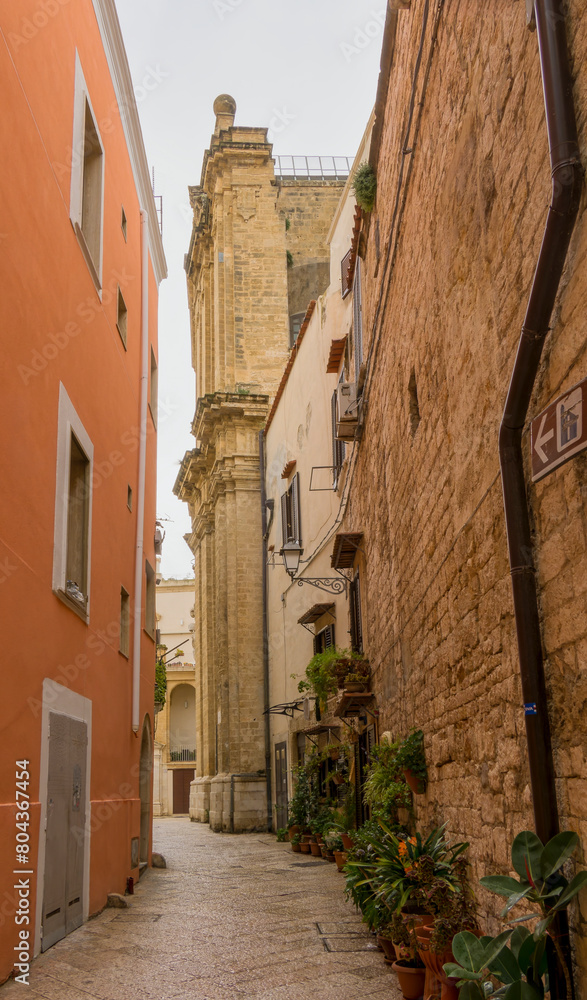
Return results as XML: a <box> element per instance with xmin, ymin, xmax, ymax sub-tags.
<box><xmin>213</xmin><ymin>95</ymin><xmax>237</xmax><ymax>116</ymax></box>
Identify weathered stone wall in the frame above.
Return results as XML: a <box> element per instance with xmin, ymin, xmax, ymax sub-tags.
<box><xmin>342</xmin><ymin>0</ymin><xmax>587</xmax><ymax>982</ymax></box>
<box><xmin>278</xmin><ymin>180</ymin><xmax>347</xmax><ymax>321</ymax></box>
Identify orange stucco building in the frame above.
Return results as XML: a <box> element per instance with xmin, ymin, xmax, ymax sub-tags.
<box><xmin>0</xmin><ymin>0</ymin><xmax>166</xmax><ymax>982</ymax></box>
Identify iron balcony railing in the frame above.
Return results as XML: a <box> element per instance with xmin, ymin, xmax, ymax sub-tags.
<box><xmin>169</xmin><ymin>748</ymin><xmax>196</xmax><ymax>762</ymax></box>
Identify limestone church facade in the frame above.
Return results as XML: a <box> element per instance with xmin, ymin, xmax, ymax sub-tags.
<box><xmin>174</xmin><ymin>96</ymin><xmax>346</xmax><ymax>830</ymax></box>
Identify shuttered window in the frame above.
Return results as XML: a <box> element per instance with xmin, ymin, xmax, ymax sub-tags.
<box><xmin>341</xmin><ymin>249</ymin><xmax>352</xmax><ymax>298</ymax></box>
<box><xmin>349</xmin><ymin>572</ymin><xmax>363</xmax><ymax>653</ymax></box>
<box><xmin>353</xmin><ymin>258</ymin><xmax>363</xmax><ymax>384</ymax></box>
<box><xmin>281</xmin><ymin>472</ymin><xmax>302</xmax><ymax>546</ymax></box>
<box><xmin>313</xmin><ymin>623</ymin><xmax>335</xmax><ymax>655</ymax></box>
<box><xmin>331</xmin><ymin>389</ymin><xmax>345</xmax><ymax>487</ymax></box>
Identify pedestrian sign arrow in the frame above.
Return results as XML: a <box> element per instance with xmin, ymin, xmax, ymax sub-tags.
<box><xmin>531</xmin><ymin>377</ymin><xmax>587</xmax><ymax>482</ymax></box>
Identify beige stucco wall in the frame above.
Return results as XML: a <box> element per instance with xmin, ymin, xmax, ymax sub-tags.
<box><xmin>265</xmin><ymin>119</ymin><xmax>373</xmax><ymax>824</ymax></box>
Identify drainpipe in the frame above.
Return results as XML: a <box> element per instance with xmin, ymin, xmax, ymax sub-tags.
<box><xmin>499</xmin><ymin>2</ymin><xmax>582</xmax><ymax>994</ymax></box>
<box><xmin>132</xmin><ymin>210</ymin><xmax>151</xmax><ymax>733</ymax></box>
<box><xmin>260</xmin><ymin>430</ymin><xmax>273</xmax><ymax>831</ymax></box>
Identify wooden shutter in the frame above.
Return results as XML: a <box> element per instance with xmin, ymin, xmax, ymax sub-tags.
<box><xmin>280</xmin><ymin>491</ymin><xmax>288</xmax><ymax>547</ymax></box>
<box><xmin>331</xmin><ymin>390</ymin><xmax>345</xmax><ymax>484</ymax></box>
<box><xmin>353</xmin><ymin>259</ymin><xmax>363</xmax><ymax>383</ymax></box>
<box><xmin>291</xmin><ymin>472</ymin><xmax>301</xmax><ymax>544</ymax></box>
<box><xmin>313</xmin><ymin>623</ymin><xmax>335</xmax><ymax>655</ymax></box>
<box><xmin>350</xmin><ymin>573</ymin><xmax>363</xmax><ymax>653</ymax></box>
<box><xmin>341</xmin><ymin>249</ymin><xmax>352</xmax><ymax>297</ymax></box>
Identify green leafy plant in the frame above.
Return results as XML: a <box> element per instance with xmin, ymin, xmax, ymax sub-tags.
<box><xmin>444</xmin><ymin>830</ymin><xmax>587</xmax><ymax>998</ymax></box>
<box><xmin>288</xmin><ymin>764</ymin><xmax>320</xmax><ymax>830</ymax></box>
<box><xmin>369</xmin><ymin>822</ymin><xmax>469</xmax><ymax>914</ymax></box>
<box><xmin>286</xmin><ymin>249</ymin><xmax>294</xmax><ymax>267</ymax></box>
<box><xmin>395</xmin><ymin>729</ymin><xmax>428</xmax><ymax>793</ymax></box>
<box><xmin>291</xmin><ymin>832</ymin><xmax>301</xmax><ymax>846</ymax></box>
<box><xmin>297</xmin><ymin>647</ymin><xmax>369</xmax><ymax>708</ymax></box>
<box><xmin>276</xmin><ymin>827</ymin><xmax>288</xmax><ymax>842</ymax></box>
<box><xmin>363</xmin><ymin>741</ymin><xmax>412</xmax><ymax>824</ymax></box>
<box><xmin>154</xmin><ymin>659</ymin><xmax>167</xmax><ymax>707</ymax></box>
<box><xmin>352</xmin><ymin>162</ymin><xmax>377</xmax><ymax>212</ymax></box>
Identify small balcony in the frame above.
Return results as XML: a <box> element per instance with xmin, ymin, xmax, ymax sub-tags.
<box><xmin>169</xmin><ymin>747</ymin><xmax>196</xmax><ymax>762</ymax></box>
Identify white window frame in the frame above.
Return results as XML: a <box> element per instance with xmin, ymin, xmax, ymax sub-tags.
<box><xmin>70</xmin><ymin>52</ymin><xmax>105</xmax><ymax>292</ymax></box>
<box><xmin>52</xmin><ymin>383</ymin><xmax>94</xmax><ymax>622</ymax></box>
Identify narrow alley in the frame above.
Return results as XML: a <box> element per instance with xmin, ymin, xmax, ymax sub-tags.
<box><xmin>0</xmin><ymin>819</ymin><xmax>402</xmax><ymax>1000</ymax></box>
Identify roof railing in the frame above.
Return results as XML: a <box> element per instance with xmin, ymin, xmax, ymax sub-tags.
<box><xmin>273</xmin><ymin>155</ymin><xmax>353</xmax><ymax>180</ymax></box>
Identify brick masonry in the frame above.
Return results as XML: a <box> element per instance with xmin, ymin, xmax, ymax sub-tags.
<box><xmin>341</xmin><ymin>0</ymin><xmax>587</xmax><ymax>983</ymax></box>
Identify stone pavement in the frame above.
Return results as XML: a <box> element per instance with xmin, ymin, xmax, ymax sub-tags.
<box><xmin>1</xmin><ymin>818</ymin><xmax>403</xmax><ymax>1000</ymax></box>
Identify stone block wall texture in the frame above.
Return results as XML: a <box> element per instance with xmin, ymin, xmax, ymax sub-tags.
<box><xmin>278</xmin><ymin>180</ymin><xmax>346</xmax><ymax>319</ymax></box>
<box><xmin>177</xmin><ymin>102</ymin><xmax>347</xmax><ymax>832</ymax></box>
<box><xmin>341</xmin><ymin>0</ymin><xmax>587</xmax><ymax>984</ymax></box>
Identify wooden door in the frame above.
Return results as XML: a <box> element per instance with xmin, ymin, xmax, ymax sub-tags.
<box><xmin>42</xmin><ymin>713</ymin><xmax>87</xmax><ymax>951</ymax></box>
<box><xmin>274</xmin><ymin>742</ymin><xmax>288</xmax><ymax>829</ymax></box>
<box><xmin>172</xmin><ymin>769</ymin><xmax>193</xmax><ymax>814</ymax></box>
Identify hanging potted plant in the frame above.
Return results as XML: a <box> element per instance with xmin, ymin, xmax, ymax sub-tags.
<box><xmin>395</xmin><ymin>729</ymin><xmax>428</xmax><ymax>794</ymax></box>
<box><xmin>352</xmin><ymin>162</ymin><xmax>377</xmax><ymax>212</ymax></box>
<box><xmin>296</xmin><ymin>647</ymin><xmax>370</xmax><ymax>709</ymax></box>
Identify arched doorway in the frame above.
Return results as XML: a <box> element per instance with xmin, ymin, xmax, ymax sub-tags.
<box><xmin>139</xmin><ymin>716</ymin><xmax>152</xmax><ymax>864</ymax></box>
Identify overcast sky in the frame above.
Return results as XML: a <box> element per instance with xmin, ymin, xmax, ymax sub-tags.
<box><xmin>115</xmin><ymin>0</ymin><xmax>385</xmax><ymax>579</ymax></box>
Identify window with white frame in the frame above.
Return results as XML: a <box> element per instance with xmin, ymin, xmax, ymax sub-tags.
<box><xmin>70</xmin><ymin>54</ymin><xmax>104</xmax><ymax>290</ymax></box>
<box><xmin>280</xmin><ymin>473</ymin><xmax>302</xmax><ymax>547</ymax></box>
<box><xmin>145</xmin><ymin>561</ymin><xmax>156</xmax><ymax>639</ymax></box>
<box><xmin>52</xmin><ymin>385</ymin><xmax>93</xmax><ymax>619</ymax></box>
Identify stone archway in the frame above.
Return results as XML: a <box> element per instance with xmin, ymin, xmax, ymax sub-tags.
<box><xmin>139</xmin><ymin>716</ymin><xmax>152</xmax><ymax>864</ymax></box>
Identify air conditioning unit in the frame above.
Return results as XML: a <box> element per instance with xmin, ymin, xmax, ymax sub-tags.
<box><xmin>336</xmin><ymin>381</ymin><xmax>359</xmax><ymax>440</ymax></box>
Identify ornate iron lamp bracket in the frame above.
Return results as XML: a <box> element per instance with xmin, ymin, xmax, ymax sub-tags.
<box><xmin>295</xmin><ymin>577</ymin><xmax>348</xmax><ymax>597</ymax></box>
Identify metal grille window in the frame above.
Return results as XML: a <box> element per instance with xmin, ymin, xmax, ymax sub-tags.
<box><xmin>349</xmin><ymin>572</ymin><xmax>363</xmax><ymax>653</ymax></box>
<box><xmin>280</xmin><ymin>472</ymin><xmax>302</xmax><ymax>546</ymax></box>
<box><xmin>353</xmin><ymin>258</ymin><xmax>363</xmax><ymax>384</ymax></box>
<box><xmin>313</xmin><ymin>623</ymin><xmax>335</xmax><ymax>655</ymax></box>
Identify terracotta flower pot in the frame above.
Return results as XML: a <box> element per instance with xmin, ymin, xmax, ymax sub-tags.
<box><xmin>427</xmin><ymin>949</ymin><xmax>459</xmax><ymax>1000</ymax></box>
<box><xmin>403</xmin><ymin>768</ymin><xmax>426</xmax><ymax>794</ymax></box>
<box><xmin>310</xmin><ymin>842</ymin><xmax>322</xmax><ymax>857</ymax></box>
<box><xmin>376</xmin><ymin>935</ymin><xmax>396</xmax><ymax>963</ymax></box>
<box><xmin>333</xmin><ymin>850</ymin><xmax>347</xmax><ymax>871</ymax></box>
<box><xmin>291</xmin><ymin>841</ymin><xmax>301</xmax><ymax>852</ymax></box>
<box><xmin>415</xmin><ymin>931</ymin><xmax>442</xmax><ymax>1000</ymax></box>
<box><xmin>341</xmin><ymin>833</ymin><xmax>355</xmax><ymax>851</ymax></box>
<box><xmin>288</xmin><ymin>825</ymin><xmax>300</xmax><ymax>841</ymax></box>
<box><xmin>391</xmin><ymin>960</ymin><xmax>426</xmax><ymax>1000</ymax></box>
<box><xmin>300</xmin><ymin>842</ymin><xmax>311</xmax><ymax>854</ymax></box>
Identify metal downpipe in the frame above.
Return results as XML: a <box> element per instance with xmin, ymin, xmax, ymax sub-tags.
<box><xmin>499</xmin><ymin>1</ymin><xmax>582</xmax><ymax>994</ymax></box>
<box><xmin>260</xmin><ymin>430</ymin><xmax>273</xmax><ymax>832</ymax></box>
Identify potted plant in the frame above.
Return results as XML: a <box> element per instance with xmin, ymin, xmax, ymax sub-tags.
<box><xmin>445</xmin><ymin>829</ymin><xmax>587</xmax><ymax>999</ymax></box>
<box><xmin>290</xmin><ymin>832</ymin><xmax>302</xmax><ymax>853</ymax></box>
<box><xmin>391</xmin><ymin>918</ymin><xmax>426</xmax><ymax>1000</ymax></box>
<box><xmin>363</xmin><ymin>741</ymin><xmax>412</xmax><ymax>826</ymax></box>
<box><xmin>395</xmin><ymin>729</ymin><xmax>428</xmax><ymax>794</ymax></box>
<box><xmin>297</xmin><ymin>647</ymin><xmax>370</xmax><ymax>709</ymax></box>
<box><xmin>352</xmin><ymin>162</ymin><xmax>377</xmax><ymax>212</ymax></box>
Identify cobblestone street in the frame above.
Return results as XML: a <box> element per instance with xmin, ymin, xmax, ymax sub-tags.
<box><xmin>1</xmin><ymin>818</ymin><xmax>402</xmax><ymax>1000</ymax></box>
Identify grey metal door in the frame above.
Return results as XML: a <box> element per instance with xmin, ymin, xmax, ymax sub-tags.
<box><xmin>274</xmin><ymin>742</ymin><xmax>288</xmax><ymax>829</ymax></box>
<box><xmin>42</xmin><ymin>713</ymin><xmax>87</xmax><ymax>951</ymax></box>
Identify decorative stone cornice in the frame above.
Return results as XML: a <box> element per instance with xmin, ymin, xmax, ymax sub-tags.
<box><xmin>91</xmin><ymin>0</ymin><xmax>167</xmax><ymax>285</ymax></box>
<box><xmin>192</xmin><ymin>392</ymin><xmax>271</xmax><ymax>445</ymax></box>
